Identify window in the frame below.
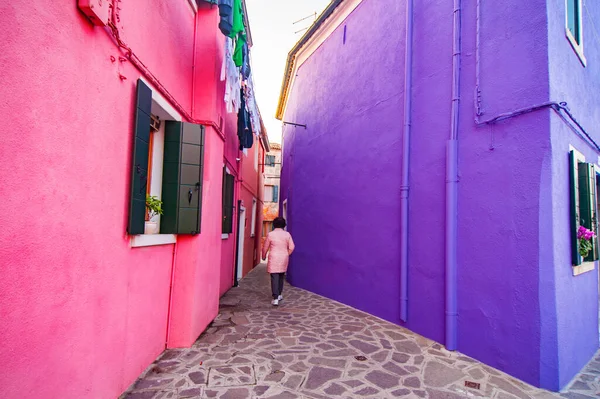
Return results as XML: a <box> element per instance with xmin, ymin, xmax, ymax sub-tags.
<box><xmin>250</xmin><ymin>198</ymin><xmax>257</xmax><ymax>237</ymax></box>
<box><xmin>264</xmin><ymin>185</ymin><xmax>273</xmax><ymax>202</ymax></box>
<box><xmin>569</xmin><ymin>149</ymin><xmax>598</xmax><ymax>266</ymax></box>
<box><xmin>264</xmin><ymin>185</ymin><xmax>279</xmax><ymax>203</ymax></box>
<box><xmin>266</xmin><ymin>155</ymin><xmax>276</xmax><ymax>167</ymax></box>
<box><xmin>128</xmin><ymin>79</ymin><xmax>205</xmax><ymax>242</ymax></box>
<box><xmin>222</xmin><ymin>168</ymin><xmax>235</xmax><ymax>234</ymax></box>
<box><xmin>566</xmin><ymin>0</ymin><xmax>586</xmax><ymax>65</ymax></box>
<box><xmin>254</xmin><ymin>146</ymin><xmax>259</xmax><ymax>171</ymax></box>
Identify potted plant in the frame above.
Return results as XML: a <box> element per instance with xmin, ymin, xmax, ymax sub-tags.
<box><xmin>578</xmin><ymin>225</ymin><xmax>596</xmax><ymax>259</ymax></box>
<box><xmin>145</xmin><ymin>194</ymin><xmax>163</xmax><ymax>234</ymax></box>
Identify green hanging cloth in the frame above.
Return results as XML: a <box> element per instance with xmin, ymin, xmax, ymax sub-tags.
<box><xmin>233</xmin><ymin>34</ymin><xmax>246</xmax><ymax>67</ymax></box>
<box><xmin>229</xmin><ymin>0</ymin><xmax>245</xmax><ymax>39</ymax></box>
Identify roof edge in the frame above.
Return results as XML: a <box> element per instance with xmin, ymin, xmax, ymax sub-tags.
<box><xmin>275</xmin><ymin>0</ymin><xmax>346</xmax><ymax>120</ymax></box>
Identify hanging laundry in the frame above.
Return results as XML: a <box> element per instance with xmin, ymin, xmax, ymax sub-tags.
<box><xmin>233</xmin><ymin>34</ymin><xmax>246</xmax><ymax>67</ymax></box>
<box><xmin>218</xmin><ymin>0</ymin><xmax>233</xmax><ymax>37</ymax></box>
<box><xmin>220</xmin><ymin>38</ymin><xmax>241</xmax><ymax>113</ymax></box>
<box><xmin>229</xmin><ymin>0</ymin><xmax>245</xmax><ymax>39</ymax></box>
<box><xmin>237</xmin><ymin>89</ymin><xmax>253</xmax><ymax>150</ymax></box>
<box><xmin>244</xmin><ymin>75</ymin><xmax>261</xmax><ymax>136</ymax></box>
<box><xmin>241</xmin><ymin>41</ymin><xmax>251</xmax><ymax>80</ymax></box>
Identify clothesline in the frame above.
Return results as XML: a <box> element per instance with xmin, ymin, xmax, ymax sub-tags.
<box><xmin>217</xmin><ymin>0</ymin><xmax>262</xmax><ymax>152</ymax></box>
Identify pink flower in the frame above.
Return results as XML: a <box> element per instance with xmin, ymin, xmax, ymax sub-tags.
<box><xmin>578</xmin><ymin>226</ymin><xmax>596</xmax><ymax>240</ymax></box>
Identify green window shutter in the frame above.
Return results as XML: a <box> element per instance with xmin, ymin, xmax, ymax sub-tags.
<box><xmin>222</xmin><ymin>170</ymin><xmax>235</xmax><ymax>234</ymax></box>
<box><xmin>161</xmin><ymin>121</ymin><xmax>205</xmax><ymax>235</ymax></box>
<box><xmin>569</xmin><ymin>151</ymin><xmax>582</xmax><ymax>265</ymax></box>
<box><xmin>128</xmin><ymin>79</ymin><xmax>152</xmax><ymax>235</ymax></box>
<box><xmin>578</xmin><ymin>162</ymin><xmax>599</xmax><ymax>261</ymax></box>
<box><xmin>273</xmin><ymin>185</ymin><xmax>279</xmax><ymax>203</ymax></box>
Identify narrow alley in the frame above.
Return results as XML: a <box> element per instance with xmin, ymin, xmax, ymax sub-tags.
<box><xmin>122</xmin><ymin>266</ymin><xmax>600</xmax><ymax>399</ymax></box>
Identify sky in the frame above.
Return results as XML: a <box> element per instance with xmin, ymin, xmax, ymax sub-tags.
<box><xmin>246</xmin><ymin>0</ymin><xmax>332</xmax><ymax>144</ymax></box>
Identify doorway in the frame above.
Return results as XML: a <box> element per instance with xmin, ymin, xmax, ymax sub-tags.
<box><xmin>236</xmin><ymin>205</ymin><xmax>246</xmax><ymax>283</ymax></box>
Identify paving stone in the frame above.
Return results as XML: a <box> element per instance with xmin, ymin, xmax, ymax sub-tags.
<box><xmin>570</xmin><ymin>381</ymin><xmax>592</xmax><ymax>391</ymax></box>
<box><xmin>560</xmin><ymin>393</ymin><xmax>598</xmax><ymax>399</ymax></box>
<box><xmin>383</xmin><ymin>361</ymin><xmax>409</xmax><ymax>376</ymax></box>
<box><xmin>308</xmin><ymin>357</ymin><xmax>346</xmax><ymax>368</ymax></box>
<box><xmin>404</xmin><ymin>376</ymin><xmax>421</xmax><ymax>388</ymax></box>
<box><xmin>365</xmin><ymin>370</ymin><xmax>400</xmax><ymax>389</ymax></box>
<box><xmin>342</xmin><ymin>380</ymin><xmax>363</xmax><ymax>388</ymax></box>
<box><xmin>349</xmin><ymin>340</ymin><xmax>379</xmax><ymax>354</ymax></box>
<box><xmin>355</xmin><ymin>386</ymin><xmax>380</xmax><ymax>396</ymax></box>
<box><xmin>220</xmin><ymin>387</ymin><xmax>250</xmax><ymax>399</ymax></box>
<box><xmin>253</xmin><ymin>385</ymin><xmax>270</xmax><ymax>396</ymax></box>
<box><xmin>303</xmin><ymin>366</ymin><xmax>342</xmax><ymax>390</ymax></box>
<box><xmin>392</xmin><ymin>352</ymin><xmax>410</xmax><ymax>364</ymax></box>
<box><xmin>122</xmin><ymin>265</ymin><xmax>592</xmax><ymax>399</ymax></box>
<box><xmin>322</xmin><ymin>348</ymin><xmax>356</xmax><ymax>357</ymax></box>
<box><xmin>391</xmin><ymin>388</ymin><xmax>412</xmax><ymax>397</ymax></box>
<box><xmin>468</xmin><ymin>367</ymin><xmax>486</xmax><ymax>380</ymax></box>
<box><xmin>424</xmin><ymin>361</ymin><xmax>466</xmax><ymax>388</ymax></box>
<box><xmin>264</xmin><ymin>370</ymin><xmax>285</xmax><ymax>383</ymax></box>
<box><xmin>324</xmin><ymin>382</ymin><xmax>346</xmax><ymax>395</ymax></box>
<box><xmin>426</xmin><ymin>389</ymin><xmax>465</xmax><ymax>398</ymax></box>
<box><xmin>394</xmin><ymin>340</ymin><xmax>422</xmax><ymax>355</ymax></box>
<box><xmin>489</xmin><ymin>376</ymin><xmax>532</xmax><ymax>399</ymax></box>
<box><xmin>134</xmin><ymin>378</ymin><xmax>174</xmax><ymax>390</ymax></box>
<box><xmin>264</xmin><ymin>391</ymin><xmax>299</xmax><ymax>399</ymax></box>
<box><xmin>372</xmin><ymin>350</ymin><xmax>389</xmax><ymax>362</ymax></box>
<box><xmin>283</xmin><ymin>375</ymin><xmax>304</xmax><ymax>390</ymax></box>
<box><xmin>125</xmin><ymin>392</ymin><xmax>160</xmax><ymax>399</ymax></box>
<box><xmin>178</xmin><ymin>387</ymin><xmax>203</xmax><ymax>398</ymax></box>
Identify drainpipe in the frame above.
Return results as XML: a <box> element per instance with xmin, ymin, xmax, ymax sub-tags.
<box><xmin>399</xmin><ymin>0</ymin><xmax>414</xmax><ymax>324</ymax></box>
<box><xmin>446</xmin><ymin>0</ymin><xmax>461</xmax><ymax>351</ymax></box>
<box><xmin>191</xmin><ymin>7</ymin><xmax>198</xmax><ymax>117</ymax></box>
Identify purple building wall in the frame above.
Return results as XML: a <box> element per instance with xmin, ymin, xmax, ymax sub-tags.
<box><xmin>279</xmin><ymin>0</ymin><xmax>599</xmax><ymax>390</ymax></box>
<box><xmin>546</xmin><ymin>0</ymin><xmax>600</xmax><ymax>389</ymax></box>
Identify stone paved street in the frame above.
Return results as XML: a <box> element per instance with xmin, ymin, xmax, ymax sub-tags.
<box><xmin>122</xmin><ymin>265</ymin><xmax>600</xmax><ymax>399</ymax></box>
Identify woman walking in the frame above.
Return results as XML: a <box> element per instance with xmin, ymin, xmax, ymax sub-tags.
<box><xmin>262</xmin><ymin>217</ymin><xmax>295</xmax><ymax>306</ymax></box>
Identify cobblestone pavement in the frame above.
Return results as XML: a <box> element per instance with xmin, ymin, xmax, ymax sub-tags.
<box><xmin>122</xmin><ymin>265</ymin><xmax>600</xmax><ymax>399</ymax></box>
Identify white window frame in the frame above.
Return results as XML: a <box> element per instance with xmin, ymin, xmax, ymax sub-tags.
<box><xmin>264</xmin><ymin>185</ymin><xmax>274</xmax><ymax>203</ymax></box>
<box><xmin>131</xmin><ymin>77</ymin><xmax>181</xmax><ymax>248</ymax></box>
<box><xmin>250</xmin><ymin>198</ymin><xmax>257</xmax><ymax>237</ymax></box>
<box><xmin>570</xmin><ymin>145</ymin><xmax>596</xmax><ymax>276</ymax></box>
<box><xmin>565</xmin><ymin>0</ymin><xmax>586</xmax><ymax>66</ymax></box>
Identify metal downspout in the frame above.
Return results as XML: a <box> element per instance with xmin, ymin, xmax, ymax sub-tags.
<box><xmin>400</xmin><ymin>0</ymin><xmax>414</xmax><ymax>323</ymax></box>
<box><xmin>446</xmin><ymin>0</ymin><xmax>462</xmax><ymax>351</ymax></box>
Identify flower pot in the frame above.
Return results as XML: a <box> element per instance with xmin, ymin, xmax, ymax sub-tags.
<box><xmin>144</xmin><ymin>221</ymin><xmax>159</xmax><ymax>235</ymax></box>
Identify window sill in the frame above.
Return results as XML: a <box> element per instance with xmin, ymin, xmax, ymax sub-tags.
<box><xmin>573</xmin><ymin>262</ymin><xmax>595</xmax><ymax>276</ymax></box>
<box><xmin>222</xmin><ymin>234</ymin><xmax>230</xmax><ymax>240</ymax></box>
<box><xmin>566</xmin><ymin>28</ymin><xmax>586</xmax><ymax>67</ymax></box>
<box><xmin>130</xmin><ymin>234</ymin><xmax>177</xmax><ymax>248</ymax></box>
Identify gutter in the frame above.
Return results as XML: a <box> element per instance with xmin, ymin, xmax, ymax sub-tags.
<box><xmin>446</xmin><ymin>0</ymin><xmax>462</xmax><ymax>351</ymax></box>
<box><xmin>399</xmin><ymin>0</ymin><xmax>414</xmax><ymax>323</ymax></box>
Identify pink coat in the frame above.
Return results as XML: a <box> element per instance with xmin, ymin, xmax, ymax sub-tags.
<box><xmin>262</xmin><ymin>228</ymin><xmax>295</xmax><ymax>273</ymax></box>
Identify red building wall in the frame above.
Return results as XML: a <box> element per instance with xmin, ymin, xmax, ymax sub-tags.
<box><xmin>0</xmin><ymin>1</ymin><xmax>262</xmax><ymax>397</ymax></box>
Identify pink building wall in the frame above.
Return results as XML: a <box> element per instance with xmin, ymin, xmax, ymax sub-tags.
<box><xmin>0</xmin><ymin>1</ymin><xmax>260</xmax><ymax>397</ymax></box>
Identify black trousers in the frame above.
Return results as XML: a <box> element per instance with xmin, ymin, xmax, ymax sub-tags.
<box><xmin>270</xmin><ymin>273</ymin><xmax>285</xmax><ymax>299</ymax></box>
